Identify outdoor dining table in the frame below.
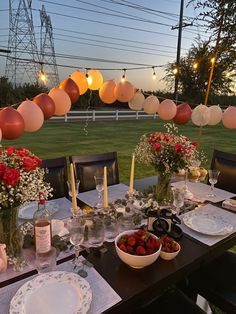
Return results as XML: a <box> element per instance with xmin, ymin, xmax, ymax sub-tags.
<box><xmin>0</xmin><ymin>176</ymin><xmax>236</xmax><ymax>314</ymax></box>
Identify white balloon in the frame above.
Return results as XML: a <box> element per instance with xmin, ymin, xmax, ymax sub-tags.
<box><xmin>191</xmin><ymin>104</ymin><xmax>210</xmax><ymax>126</ymax></box>
<box><xmin>143</xmin><ymin>95</ymin><xmax>159</xmax><ymax>115</ymax></box>
<box><xmin>128</xmin><ymin>91</ymin><xmax>145</xmax><ymax>111</ymax></box>
<box><xmin>208</xmin><ymin>105</ymin><xmax>222</xmax><ymax>125</ymax></box>
<box><xmin>0</xmin><ymin>128</ymin><xmax>2</xmax><ymax>142</ymax></box>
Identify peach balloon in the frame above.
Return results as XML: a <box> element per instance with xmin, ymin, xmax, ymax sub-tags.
<box><xmin>114</xmin><ymin>81</ymin><xmax>135</xmax><ymax>102</ymax></box>
<box><xmin>87</xmin><ymin>69</ymin><xmax>103</xmax><ymax>90</ymax></box>
<box><xmin>33</xmin><ymin>93</ymin><xmax>55</xmax><ymax>120</ymax></box>
<box><xmin>0</xmin><ymin>106</ymin><xmax>25</xmax><ymax>140</ymax></box>
<box><xmin>222</xmin><ymin>106</ymin><xmax>236</xmax><ymax>129</ymax></box>
<box><xmin>129</xmin><ymin>91</ymin><xmax>145</xmax><ymax>111</ymax></box>
<box><xmin>17</xmin><ymin>100</ymin><xmax>44</xmax><ymax>132</ymax></box>
<box><xmin>191</xmin><ymin>104</ymin><xmax>210</xmax><ymax>126</ymax></box>
<box><xmin>158</xmin><ymin>99</ymin><xmax>177</xmax><ymax>120</ymax></box>
<box><xmin>208</xmin><ymin>105</ymin><xmax>222</xmax><ymax>125</ymax></box>
<box><xmin>0</xmin><ymin>128</ymin><xmax>2</xmax><ymax>142</ymax></box>
<box><xmin>70</xmin><ymin>70</ymin><xmax>88</xmax><ymax>95</ymax></box>
<box><xmin>48</xmin><ymin>87</ymin><xmax>71</xmax><ymax>116</ymax></box>
<box><xmin>99</xmin><ymin>80</ymin><xmax>116</xmax><ymax>104</ymax></box>
<box><xmin>143</xmin><ymin>95</ymin><xmax>159</xmax><ymax>114</ymax></box>
<box><xmin>59</xmin><ymin>77</ymin><xmax>80</xmax><ymax>104</ymax></box>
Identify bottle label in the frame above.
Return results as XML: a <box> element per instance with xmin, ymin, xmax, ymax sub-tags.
<box><xmin>35</xmin><ymin>225</ymin><xmax>51</xmax><ymax>253</ymax></box>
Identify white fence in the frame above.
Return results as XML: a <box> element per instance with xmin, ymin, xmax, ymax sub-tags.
<box><xmin>51</xmin><ymin>110</ymin><xmax>158</xmax><ymax>122</ymax></box>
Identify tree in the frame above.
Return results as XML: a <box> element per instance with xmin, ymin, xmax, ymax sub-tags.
<box><xmin>164</xmin><ymin>39</ymin><xmax>234</xmax><ymax>103</ymax></box>
<box><xmin>0</xmin><ymin>77</ymin><xmax>15</xmax><ymax>106</ymax></box>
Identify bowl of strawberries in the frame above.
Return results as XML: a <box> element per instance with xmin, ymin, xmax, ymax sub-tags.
<box><xmin>115</xmin><ymin>229</ymin><xmax>161</xmax><ymax>269</ymax></box>
<box><xmin>160</xmin><ymin>235</ymin><xmax>181</xmax><ymax>261</ymax></box>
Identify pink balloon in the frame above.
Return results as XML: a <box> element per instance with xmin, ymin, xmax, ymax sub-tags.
<box><xmin>17</xmin><ymin>100</ymin><xmax>44</xmax><ymax>132</ymax></box>
<box><xmin>114</xmin><ymin>81</ymin><xmax>135</xmax><ymax>102</ymax></box>
<box><xmin>48</xmin><ymin>87</ymin><xmax>71</xmax><ymax>116</ymax></box>
<box><xmin>222</xmin><ymin>106</ymin><xmax>236</xmax><ymax>128</ymax></box>
<box><xmin>158</xmin><ymin>99</ymin><xmax>177</xmax><ymax>120</ymax></box>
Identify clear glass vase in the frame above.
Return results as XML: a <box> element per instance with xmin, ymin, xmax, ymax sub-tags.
<box><xmin>0</xmin><ymin>206</ymin><xmax>25</xmax><ymax>271</ymax></box>
<box><xmin>156</xmin><ymin>172</ymin><xmax>173</xmax><ymax>208</ymax></box>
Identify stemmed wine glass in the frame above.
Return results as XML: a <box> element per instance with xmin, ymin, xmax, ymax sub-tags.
<box><xmin>172</xmin><ymin>187</ymin><xmax>185</xmax><ymax>215</ymax></box>
<box><xmin>207</xmin><ymin>169</ymin><xmax>220</xmax><ymax>198</ymax></box>
<box><xmin>67</xmin><ymin>179</ymin><xmax>80</xmax><ymax>198</ymax></box>
<box><xmin>94</xmin><ymin>176</ymin><xmax>104</xmax><ymax>209</ymax></box>
<box><xmin>67</xmin><ymin>215</ymin><xmax>87</xmax><ymax>277</ymax></box>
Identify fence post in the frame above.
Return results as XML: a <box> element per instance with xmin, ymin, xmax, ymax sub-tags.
<box><xmin>92</xmin><ymin>110</ymin><xmax>95</xmax><ymax>121</ymax></box>
<box><xmin>153</xmin><ymin>113</ymin><xmax>157</xmax><ymax>119</ymax></box>
<box><xmin>136</xmin><ymin>111</ymin><xmax>139</xmax><ymax>120</ymax></box>
<box><xmin>65</xmin><ymin>114</ymin><xmax>68</xmax><ymax>122</ymax></box>
<box><xmin>116</xmin><ymin>110</ymin><xmax>119</xmax><ymax>121</ymax></box>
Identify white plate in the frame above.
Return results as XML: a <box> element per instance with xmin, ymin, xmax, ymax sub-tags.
<box><xmin>183</xmin><ymin>212</ymin><xmax>233</xmax><ymax>236</ymax></box>
<box><xmin>10</xmin><ymin>271</ymin><xmax>92</xmax><ymax>314</ymax></box>
<box><xmin>18</xmin><ymin>201</ymin><xmax>59</xmax><ymax>219</ymax></box>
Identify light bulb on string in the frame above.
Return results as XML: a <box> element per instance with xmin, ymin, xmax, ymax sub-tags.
<box><xmin>86</xmin><ymin>68</ymin><xmax>93</xmax><ymax>86</ymax></box>
<box><xmin>39</xmin><ymin>69</ymin><xmax>47</xmax><ymax>83</ymax></box>
<box><xmin>152</xmin><ymin>66</ymin><xmax>157</xmax><ymax>80</ymax></box>
<box><xmin>193</xmin><ymin>62</ymin><xmax>198</xmax><ymax>70</ymax></box>
<box><xmin>210</xmin><ymin>57</ymin><xmax>216</xmax><ymax>64</ymax></box>
<box><xmin>173</xmin><ymin>67</ymin><xmax>178</xmax><ymax>75</ymax></box>
<box><xmin>121</xmin><ymin>69</ymin><xmax>126</xmax><ymax>82</ymax></box>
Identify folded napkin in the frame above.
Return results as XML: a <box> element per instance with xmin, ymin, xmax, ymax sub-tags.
<box><xmin>222</xmin><ymin>199</ymin><xmax>236</xmax><ymax>212</ymax></box>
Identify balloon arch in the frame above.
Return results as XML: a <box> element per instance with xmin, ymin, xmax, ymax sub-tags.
<box><xmin>0</xmin><ymin>69</ymin><xmax>235</xmax><ymax>141</ymax></box>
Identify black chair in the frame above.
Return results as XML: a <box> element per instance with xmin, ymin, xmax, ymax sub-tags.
<box><xmin>133</xmin><ymin>288</ymin><xmax>206</xmax><ymax>314</ymax></box>
<box><xmin>210</xmin><ymin>149</ymin><xmax>236</xmax><ymax>194</ymax></box>
<box><xmin>69</xmin><ymin>152</ymin><xmax>119</xmax><ymax>192</ymax></box>
<box><xmin>187</xmin><ymin>251</ymin><xmax>236</xmax><ymax>314</ymax></box>
<box><xmin>41</xmin><ymin>157</ymin><xmax>69</xmax><ymax>199</ymax></box>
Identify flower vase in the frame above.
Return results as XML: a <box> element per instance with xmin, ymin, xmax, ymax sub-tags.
<box><xmin>156</xmin><ymin>173</ymin><xmax>172</xmax><ymax>208</ymax></box>
<box><xmin>0</xmin><ymin>207</ymin><xmax>25</xmax><ymax>271</ymax></box>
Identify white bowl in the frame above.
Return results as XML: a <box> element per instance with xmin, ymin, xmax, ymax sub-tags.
<box><xmin>115</xmin><ymin>230</ymin><xmax>161</xmax><ymax>269</ymax></box>
<box><xmin>160</xmin><ymin>241</ymin><xmax>181</xmax><ymax>261</ymax></box>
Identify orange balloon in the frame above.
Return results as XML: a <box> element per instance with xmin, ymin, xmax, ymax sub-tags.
<box><xmin>33</xmin><ymin>93</ymin><xmax>55</xmax><ymax>120</ymax></box>
<box><xmin>17</xmin><ymin>100</ymin><xmax>44</xmax><ymax>132</ymax></box>
<box><xmin>99</xmin><ymin>80</ymin><xmax>116</xmax><ymax>104</ymax></box>
<box><xmin>87</xmin><ymin>70</ymin><xmax>103</xmax><ymax>90</ymax></box>
<box><xmin>0</xmin><ymin>106</ymin><xmax>25</xmax><ymax>140</ymax></box>
<box><xmin>59</xmin><ymin>78</ymin><xmax>80</xmax><ymax>104</ymax></box>
<box><xmin>114</xmin><ymin>81</ymin><xmax>135</xmax><ymax>102</ymax></box>
<box><xmin>48</xmin><ymin>87</ymin><xmax>71</xmax><ymax>116</ymax></box>
<box><xmin>70</xmin><ymin>70</ymin><xmax>88</xmax><ymax>95</ymax></box>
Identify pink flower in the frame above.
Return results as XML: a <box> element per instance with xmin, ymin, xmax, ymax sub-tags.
<box><xmin>174</xmin><ymin>143</ymin><xmax>183</xmax><ymax>153</ymax></box>
<box><xmin>2</xmin><ymin>168</ymin><xmax>20</xmax><ymax>186</ymax></box>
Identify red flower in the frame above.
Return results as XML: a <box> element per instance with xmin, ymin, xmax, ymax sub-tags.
<box><xmin>191</xmin><ymin>141</ymin><xmax>197</xmax><ymax>147</ymax></box>
<box><xmin>32</xmin><ymin>156</ymin><xmax>42</xmax><ymax>168</ymax></box>
<box><xmin>15</xmin><ymin>147</ymin><xmax>30</xmax><ymax>157</ymax></box>
<box><xmin>22</xmin><ymin>157</ymin><xmax>37</xmax><ymax>172</ymax></box>
<box><xmin>5</xmin><ymin>146</ymin><xmax>15</xmax><ymax>155</ymax></box>
<box><xmin>153</xmin><ymin>142</ymin><xmax>162</xmax><ymax>152</ymax></box>
<box><xmin>2</xmin><ymin>168</ymin><xmax>20</xmax><ymax>186</ymax></box>
<box><xmin>0</xmin><ymin>164</ymin><xmax>6</xmax><ymax>179</ymax></box>
<box><xmin>174</xmin><ymin>143</ymin><xmax>183</xmax><ymax>153</ymax></box>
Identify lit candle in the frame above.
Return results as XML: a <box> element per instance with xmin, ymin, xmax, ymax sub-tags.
<box><xmin>103</xmin><ymin>166</ymin><xmax>108</xmax><ymax>208</ymax></box>
<box><xmin>70</xmin><ymin>163</ymin><xmax>77</xmax><ymax>210</ymax></box>
<box><xmin>129</xmin><ymin>154</ymin><xmax>135</xmax><ymax>194</ymax></box>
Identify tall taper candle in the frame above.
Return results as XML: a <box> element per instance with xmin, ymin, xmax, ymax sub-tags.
<box><xmin>103</xmin><ymin>166</ymin><xmax>108</xmax><ymax>208</ymax></box>
<box><xmin>70</xmin><ymin>163</ymin><xmax>77</xmax><ymax>210</ymax></box>
<box><xmin>129</xmin><ymin>154</ymin><xmax>135</xmax><ymax>194</ymax></box>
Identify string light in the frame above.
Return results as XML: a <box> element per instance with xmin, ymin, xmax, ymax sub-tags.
<box><xmin>39</xmin><ymin>69</ymin><xmax>47</xmax><ymax>83</ymax></box>
<box><xmin>86</xmin><ymin>69</ymin><xmax>93</xmax><ymax>86</ymax></box>
<box><xmin>152</xmin><ymin>66</ymin><xmax>157</xmax><ymax>80</ymax></box>
<box><xmin>210</xmin><ymin>57</ymin><xmax>216</xmax><ymax>64</ymax></box>
<box><xmin>173</xmin><ymin>67</ymin><xmax>178</xmax><ymax>75</ymax></box>
<box><xmin>192</xmin><ymin>62</ymin><xmax>198</xmax><ymax>70</ymax></box>
<box><xmin>121</xmin><ymin>69</ymin><xmax>126</xmax><ymax>82</ymax></box>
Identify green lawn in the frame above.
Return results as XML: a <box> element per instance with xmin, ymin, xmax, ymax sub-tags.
<box><xmin>2</xmin><ymin>119</ymin><xmax>236</xmax><ymax>182</ymax></box>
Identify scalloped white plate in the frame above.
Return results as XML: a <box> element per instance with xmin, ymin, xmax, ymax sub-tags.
<box><xmin>18</xmin><ymin>201</ymin><xmax>59</xmax><ymax>220</ymax></box>
<box><xmin>10</xmin><ymin>271</ymin><xmax>92</xmax><ymax>314</ymax></box>
<box><xmin>183</xmin><ymin>212</ymin><xmax>233</xmax><ymax>236</ymax></box>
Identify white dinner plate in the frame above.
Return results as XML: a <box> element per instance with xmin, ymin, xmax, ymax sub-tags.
<box><xmin>10</xmin><ymin>271</ymin><xmax>92</xmax><ymax>314</ymax></box>
<box><xmin>183</xmin><ymin>212</ymin><xmax>233</xmax><ymax>236</ymax></box>
<box><xmin>18</xmin><ymin>201</ymin><xmax>59</xmax><ymax>219</ymax></box>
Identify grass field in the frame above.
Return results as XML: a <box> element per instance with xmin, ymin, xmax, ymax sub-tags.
<box><xmin>2</xmin><ymin>119</ymin><xmax>236</xmax><ymax>182</ymax></box>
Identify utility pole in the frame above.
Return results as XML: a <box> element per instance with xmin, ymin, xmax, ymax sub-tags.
<box><xmin>172</xmin><ymin>0</ymin><xmax>192</xmax><ymax>102</ymax></box>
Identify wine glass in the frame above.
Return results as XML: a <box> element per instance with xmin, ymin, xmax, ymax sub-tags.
<box><xmin>172</xmin><ymin>187</ymin><xmax>185</xmax><ymax>215</ymax></box>
<box><xmin>67</xmin><ymin>179</ymin><xmax>80</xmax><ymax>198</ymax></box>
<box><xmin>83</xmin><ymin>212</ymin><xmax>105</xmax><ymax>248</ymax></box>
<box><xmin>207</xmin><ymin>169</ymin><xmax>220</xmax><ymax>198</ymax></box>
<box><xmin>94</xmin><ymin>176</ymin><xmax>104</xmax><ymax>209</ymax></box>
<box><xmin>67</xmin><ymin>215</ymin><xmax>87</xmax><ymax>277</ymax></box>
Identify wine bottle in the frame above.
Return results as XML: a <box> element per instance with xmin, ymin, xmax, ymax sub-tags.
<box><xmin>33</xmin><ymin>193</ymin><xmax>52</xmax><ymax>254</ymax></box>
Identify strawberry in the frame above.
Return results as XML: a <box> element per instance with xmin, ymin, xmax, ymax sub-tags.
<box><xmin>119</xmin><ymin>243</ymin><xmax>127</xmax><ymax>253</ymax></box>
<box><xmin>147</xmin><ymin>248</ymin><xmax>155</xmax><ymax>255</ymax></box>
<box><xmin>127</xmin><ymin>245</ymin><xmax>135</xmax><ymax>255</ymax></box>
<box><xmin>136</xmin><ymin>245</ymin><xmax>146</xmax><ymax>255</ymax></box>
<box><xmin>127</xmin><ymin>236</ymin><xmax>136</xmax><ymax>247</ymax></box>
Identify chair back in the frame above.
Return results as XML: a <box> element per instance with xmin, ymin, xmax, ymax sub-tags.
<box><xmin>69</xmin><ymin>152</ymin><xmax>119</xmax><ymax>192</ymax></box>
<box><xmin>210</xmin><ymin>149</ymin><xmax>236</xmax><ymax>193</ymax></box>
<box><xmin>41</xmin><ymin>157</ymin><xmax>68</xmax><ymax>199</ymax></box>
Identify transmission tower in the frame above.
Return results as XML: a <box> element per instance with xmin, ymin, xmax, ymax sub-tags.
<box><xmin>40</xmin><ymin>5</ymin><xmax>59</xmax><ymax>88</ymax></box>
<box><xmin>5</xmin><ymin>0</ymin><xmax>40</xmax><ymax>87</ymax></box>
